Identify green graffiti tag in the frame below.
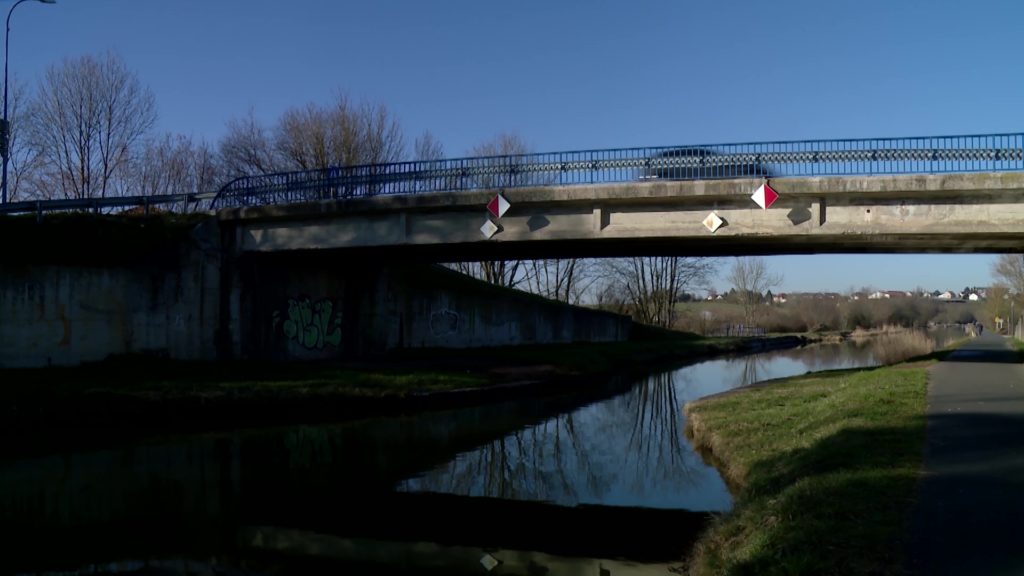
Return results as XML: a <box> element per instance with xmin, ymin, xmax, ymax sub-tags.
<box><xmin>272</xmin><ymin>297</ymin><xmax>342</xmax><ymax>350</ymax></box>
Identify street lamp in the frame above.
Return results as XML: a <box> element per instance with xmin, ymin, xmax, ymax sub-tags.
<box><xmin>1</xmin><ymin>0</ymin><xmax>54</xmax><ymax>205</ymax></box>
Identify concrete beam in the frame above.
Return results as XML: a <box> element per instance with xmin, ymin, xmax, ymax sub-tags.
<box><xmin>220</xmin><ymin>173</ymin><xmax>1024</xmax><ymax>258</ymax></box>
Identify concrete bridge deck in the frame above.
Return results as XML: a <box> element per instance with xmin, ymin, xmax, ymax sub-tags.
<box><xmin>218</xmin><ymin>172</ymin><xmax>1024</xmax><ymax>259</ymax></box>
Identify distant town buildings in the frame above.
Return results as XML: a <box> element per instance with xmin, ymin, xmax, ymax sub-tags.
<box><xmin>720</xmin><ymin>288</ymin><xmax>992</xmax><ymax>304</ymax></box>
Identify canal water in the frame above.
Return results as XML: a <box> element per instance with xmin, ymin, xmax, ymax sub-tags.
<box><xmin>1</xmin><ymin>330</ymin><xmax>960</xmax><ymax>573</ymax></box>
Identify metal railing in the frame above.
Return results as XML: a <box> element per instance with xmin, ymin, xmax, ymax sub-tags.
<box><xmin>1</xmin><ymin>132</ymin><xmax>1022</xmax><ymax>216</ymax></box>
<box><xmin>0</xmin><ymin>191</ymin><xmax>219</xmax><ymax>219</ymax></box>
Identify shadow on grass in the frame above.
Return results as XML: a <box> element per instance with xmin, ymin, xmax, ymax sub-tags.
<box><xmin>702</xmin><ymin>409</ymin><xmax>1024</xmax><ymax>575</ymax></box>
<box><xmin>698</xmin><ymin>421</ymin><xmax>926</xmax><ymax>576</ymax></box>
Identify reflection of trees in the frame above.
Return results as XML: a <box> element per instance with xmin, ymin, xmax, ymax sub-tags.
<box><xmin>623</xmin><ymin>372</ymin><xmax>700</xmax><ymax>490</ymax></box>
<box><xmin>737</xmin><ymin>355</ymin><xmax>766</xmax><ymax>388</ymax></box>
<box><xmin>409</xmin><ymin>412</ymin><xmax>600</xmax><ymax>504</ymax></box>
<box><xmin>399</xmin><ymin>371</ymin><xmax>708</xmax><ymax>507</ymax></box>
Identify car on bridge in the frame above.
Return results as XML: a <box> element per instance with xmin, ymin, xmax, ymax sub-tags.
<box><xmin>641</xmin><ymin>147</ymin><xmax>774</xmax><ymax>180</ymax></box>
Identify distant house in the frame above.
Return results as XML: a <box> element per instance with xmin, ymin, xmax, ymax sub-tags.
<box><xmin>868</xmin><ymin>291</ymin><xmax>890</xmax><ymax>300</ymax></box>
<box><xmin>968</xmin><ymin>293</ymin><xmax>980</xmax><ymax>301</ymax></box>
<box><xmin>773</xmin><ymin>292</ymin><xmax>787</xmax><ymax>304</ymax></box>
<box><xmin>937</xmin><ymin>291</ymin><xmax>956</xmax><ymax>300</ymax></box>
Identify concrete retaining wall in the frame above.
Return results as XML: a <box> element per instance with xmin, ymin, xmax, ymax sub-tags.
<box><xmin>1</xmin><ymin>223</ymin><xmax>630</xmax><ymax>367</ymax></box>
<box><xmin>239</xmin><ymin>254</ymin><xmax>630</xmax><ymax>360</ymax></box>
<box><xmin>0</xmin><ymin>250</ymin><xmax>220</xmax><ymax>368</ymax></box>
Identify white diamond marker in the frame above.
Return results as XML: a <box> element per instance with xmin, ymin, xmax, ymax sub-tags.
<box><xmin>703</xmin><ymin>212</ymin><xmax>724</xmax><ymax>233</ymax></box>
<box><xmin>480</xmin><ymin>553</ymin><xmax>500</xmax><ymax>571</ymax></box>
<box><xmin>480</xmin><ymin>219</ymin><xmax>499</xmax><ymax>239</ymax></box>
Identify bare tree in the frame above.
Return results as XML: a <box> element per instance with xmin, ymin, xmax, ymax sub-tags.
<box><xmin>522</xmin><ymin>258</ymin><xmax>597</xmax><ymax>305</ymax></box>
<box><xmin>448</xmin><ymin>260</ymin><xmax>528</xmax><ymax>289</ymax></box>
<box><xmin>412</xmin><ymin>130</ymin><xmax>446</xmax><ymax>192</ymax></box>
<box><xmin>219</xmin><ymin>109</ymin><xmax>277</xmax><ymax>178</ymax></box>
<box><xmin>991</xmin><ymin>255</ymin><xmax>1024</xmax><ymax>331</ymax></box>
<box><xmin>26</xmin><ymin>52</ymin><xmax>156</xmax><ymax>200</ymax></box>
<box><xmin>413</xmin><ymin>130</ymin><xmax>444</xmax><ymax>162</ymax></box>
<box><xmin>358</xmin><ymin>99</ymin><xmax>405</xmax><ymax>166</ymax></box>
<box><xmin>727</xmin><ymin>257</ymin><xmax>782</xmax><ymax>328</ymax></box>
<box><xmin>3</xmin><ymin>78</ymin><xmax>38</xmax><ymax>202</ymax></box>
<box><xmin>992</xmin><ymin>254</ymin><xmax>1024</xmax><ymax>295</ymax></box>
<box><xmin>131</xmin><ymin>133</ymin><xmax>224</xmax><ymax>209</ymax></box>
<box><xmin>449</xmin><ymin>134</ymin><xmax>568</xmax><ymax>292</ymax></box>
<box><xmin>984</xmin><ymin>284</ymin><xmax>1010</xmax><ymax>330</ymax></box>
<box><xmin>601</xmin><ymin>257</ymin><xmax>715</xmax><ymax>328</ymax></box>
<box><xmin>271</xmin><ymin>94</ymin><xmax>406</xmax><ymax>170</ymax></box>
<box><xmin>274</xmin><ymin>102</ymin><xmax>332</xmax><ymax>170</ymax></box>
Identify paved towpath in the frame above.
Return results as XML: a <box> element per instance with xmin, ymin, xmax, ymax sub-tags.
<box><xmin>907</xmin><ymin>333</ymin><xmax>1024</xmax><ymax>575</ymax></box>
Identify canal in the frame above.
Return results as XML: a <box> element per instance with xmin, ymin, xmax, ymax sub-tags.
<box><xmin>1</xmin><ymin>330</ymin><xmax>960</xmax><ymax>574</ymax></box>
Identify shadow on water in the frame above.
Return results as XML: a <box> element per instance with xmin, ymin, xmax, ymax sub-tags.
<box><xmin>0</xmin><ymin>376</ymin><xmax>694</xmax><ymax>572</ymax></box>
<box><xmin>1</xmin><ymin>332</ymin><xmax>959</xmax><ymax>573</ymax></box>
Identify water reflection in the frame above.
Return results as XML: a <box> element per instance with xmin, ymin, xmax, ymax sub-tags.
<box><xmin>399</xmin><ymin>330</ymin><xmax>961</xmax><ymax>509</ymax></box>
<box><xmin>1</xmin><ymin>331</ymin><xmax>962</xmax><ymax>571</ymax></box>
<box><xmin>400</xmin><ymin>369</ymin><xmax>724</xmax><ymax>510</ymax></box>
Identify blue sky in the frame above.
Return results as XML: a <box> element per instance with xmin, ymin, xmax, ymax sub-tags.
<box><xmin>10</xmin><ymin>0</ymin><xmax>1024</xmax><ymax>292</ymax></box>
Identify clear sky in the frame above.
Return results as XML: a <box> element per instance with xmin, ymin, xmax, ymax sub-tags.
<box><xmin>10</xmin><ymin>0</ymin><xmax>1024</xmax><ymax>292</ymax></box>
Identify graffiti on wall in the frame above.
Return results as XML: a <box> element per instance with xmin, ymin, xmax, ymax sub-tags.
<box><xmin>429</xmin><ymin>308</ymin><xmax>460</xmax><ymax>337</ymax></box>
<box><xmin>272</xmin><ymin>297</ymin><xmax>342</xmax><ymax>350</ymax></box>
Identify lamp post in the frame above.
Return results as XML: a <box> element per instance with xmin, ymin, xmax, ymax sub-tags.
<box><xmin>1</xmin><ymin>0</ymin><xmax>54</xmax><ymax>205</ymax></box>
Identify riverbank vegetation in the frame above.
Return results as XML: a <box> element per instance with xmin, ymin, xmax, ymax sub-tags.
<box><xmin>670</xmin><ymin>297</ymin><xmax>981</xmax><ymax>336</ymax></box>
<box><xmin>683</xmin><ymin>362</ymin><xmax>930</xmax><ymax>575</ymax></box>
<box><xmin>0</xmin><ymin>328</ymin><xmax>781</xmax><ymax>439</ymax></box>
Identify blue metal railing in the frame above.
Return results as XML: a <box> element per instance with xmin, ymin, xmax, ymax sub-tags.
<box><xmin>1</xmin><ymin>132</ymin><xmax>1022</xmax><ymax>216</ymax></box>
<box><xmin>210</xmin><ymin>132</ymin><xmax>1024</xmax><ymax>208</ymax></box>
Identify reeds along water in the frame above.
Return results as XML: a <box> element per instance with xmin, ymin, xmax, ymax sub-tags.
<box><xmin>869</xmin><ymin>330</ymin><xmax>937</xmax><ymax>365</ymax></box>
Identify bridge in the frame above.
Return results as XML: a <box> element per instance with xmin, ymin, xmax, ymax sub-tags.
<box><xmin>5</xmin><ymin>132</ymin><xmax>1024</xmax><ymax>257</ymax></box>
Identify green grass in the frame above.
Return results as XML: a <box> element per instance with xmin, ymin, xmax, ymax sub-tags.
<box><xmin>1012</xmin><ymin>338</ymin><xmax>1024</xmax><ymax>361</ymax></box>
<box><xmin>0</xmin><ymin>331</ymin><xmax>734</xmax><ymax>405</ymax></box>
<box><xmin>683</xmin><ymin>364</ymin><xmax>928</xmax><ymax>576</ymax></box>
<box><xmin>384</xmin><ymin>332</ymin><xmax>746</xmax><ymax>378</ymax></box>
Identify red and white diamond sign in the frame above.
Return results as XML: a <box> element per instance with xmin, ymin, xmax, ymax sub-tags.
<box><xmin>750</xmin><ymin>182</ymin><xmax>779</xmax><ymax>210</ymax></box>
<box><xmin>487</xmin><ymin>193</ymin><xmax>511</xmax><ymax>219</ymax></box>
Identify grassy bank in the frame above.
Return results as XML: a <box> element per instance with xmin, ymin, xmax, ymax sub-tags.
<box><xmin>1</xmin><ymin>330</ymin><xmax>793</xmax><ymax>441</ymax></box>
<box><xmin>683</xmin><ymin>363</ymin><xmax>928</xmax><ymax>575</ymax></box>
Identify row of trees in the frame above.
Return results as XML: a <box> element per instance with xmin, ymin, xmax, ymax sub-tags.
<box><xmin>451</xmin><ymin>256</ymin><xmax>781</xmax><ymax>331</ymax></box>
<box><xmin>5</xmin><ymin>52</ymin><xmax>432</xmax><ymax>202</ymax></box>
